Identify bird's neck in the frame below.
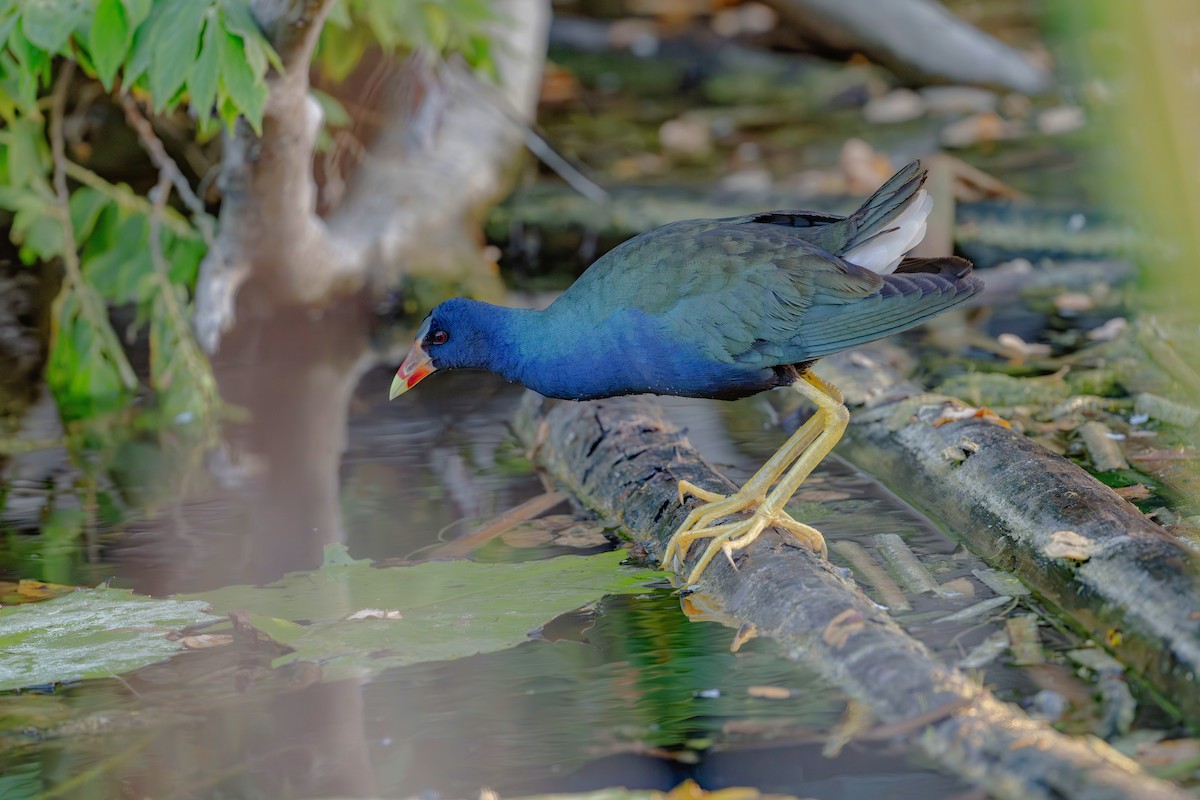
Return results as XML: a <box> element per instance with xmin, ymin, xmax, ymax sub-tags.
<box><xmin>503</xmin><ymin>303</ymin><xmax>659</xmax><ymax>400</ymax></box>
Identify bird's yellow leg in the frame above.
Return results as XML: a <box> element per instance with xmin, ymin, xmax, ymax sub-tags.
<box><xmin>673</xmin><ymin>409</ymin><xmax>825</xmax><ymax>525</ymax></box>
<box><xmin>662</xmin><ymin>409</ymin><xmax>824</xmax><ymax>570</ymax></box>
<box><xmin>664</xmin><ymin>372</ymin><xmax>849</xmax><ymax>588</ymax></box>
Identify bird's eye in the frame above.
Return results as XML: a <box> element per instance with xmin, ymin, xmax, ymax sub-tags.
<box><xmin>428</xmin><ymin>330</ymin><xmax>449</xmax><ymax>345</ymax></box>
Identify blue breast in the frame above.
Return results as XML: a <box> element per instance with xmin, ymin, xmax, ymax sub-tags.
<box><xmin>514</xmin><ymin>309</ymin><xmax>779</xmax><ymax>401</ymax></box>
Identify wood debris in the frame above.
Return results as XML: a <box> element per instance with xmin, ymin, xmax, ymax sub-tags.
<box><xmin>831</xmin><ymin>540</ymin><xmax>911</xmax><ymax>611</ymax></box>
<box><xmin>1079</xmin><ymin>421</ymin><xmax>1130</xmax><ymax>471</ymax></box>
<box><xmin>1046</xmin><ymin>530</ymin><xmax>1097</xmax><ymax>561</ymax></box>
<box><xmin>1006</xmin><ymin>614</ymin><xmax>1045</xmax><ymax>665</ymax></box>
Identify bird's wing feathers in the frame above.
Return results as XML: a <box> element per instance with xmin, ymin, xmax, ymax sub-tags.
<box><xmin>568</xmin><ymin>218</ymin><xmax>976</xmax><ymax>368</ymax></box>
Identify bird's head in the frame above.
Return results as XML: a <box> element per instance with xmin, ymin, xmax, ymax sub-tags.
<box><xmin>389</xmin><ymin>298</ymin><xmax>498</xmax><ymax>399</ymax></box>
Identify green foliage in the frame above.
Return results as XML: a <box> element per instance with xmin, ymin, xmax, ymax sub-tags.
<box><xmin>0</xmin><ymin>584</ymin><xmax>218</xmax><ymax>691</ymax></box>
<box><xmin>0</xmin><ymin>0</ymin><xmax>276</xmax><ymax>132</ymax></box>
<box><xmin>0</xmin><ymin>0</ymin><xmax>503</xmax><ymax>552</ymax></box>
<box><xmin>316</xmin><ymin>0</ymin><xmax>498</xmax><ymax>82</ymax></box>
<box><xmin>187</xmin><ymin>546</ymin><xmax>661</xmax><ymax>681</ymax></box>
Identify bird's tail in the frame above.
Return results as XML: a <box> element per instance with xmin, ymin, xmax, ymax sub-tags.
<box><xmin>836</xmin><ymin>161</ymin><xmax>931</xmax><ymax>275</ymax></box>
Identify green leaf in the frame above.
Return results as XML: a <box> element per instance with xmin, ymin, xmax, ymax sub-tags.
<box><xmin>188</xmin><ymin>12</ymin><xmax>220</xmax><ymax>123</ymax></box>
<box><xmin>363</xmin><ymin>0</ymin><xmax>399</xmax><ymax>48</ymax></box>
<box><xmin>11</xmin><ymin>204</ymin><xmax>62</xmax><ymax>261</ymax></box>
<box><xmin>311</xmin><ymin>87</ymin><xmax>351</xmax><ymax>127</ymax></box>
<box><xmin>121</xmin><ymin>8</ymin><xmax>154</xmax><ymax>87</ymax></box>
<box><xmin>9</xmin><ymin>19</ymin><xmax>51</xmax><ymax>81</ymax></box>
<box><xmin>68</xmin><ymin>186</ymin><xmax>110</xmax><ymax>242</ymax></box>
<box><xmin>0</xmin><ymin>15</ymin><xmax>18</xmax><ymax>55</ymax></box>
<box><xmin>164</xmin><ymin>230</ymin><xmax>205</xmax><ymax>286</ymax></box>
<box><xmin>120</xmin><ymin>0</ymin><xmax>152</xmax><ymax>28</ymax></box>
<box><xmin>186</xmin><ymin>550</ymin><xmax>660</xmax><ymax>680</ymax></box>
<box><xmin>321</xmin><ymin>542</ymin><xmax>367</xmax><ymax>567</ymax></box>
<box><xmin>0</xmin><ymin>586</ymin><xmax>219</xmax><ymax>691</ymax></box>
<box><xmin>5</xmin><ymin>116</ymin><xmax>45</xmax><ymax>191</ymax></box>
<box><xmin>217</xmin><ymin>27</ymin><xmax>267</xmax><ymax>132</ymax></box>
<box><xmin>46</xmin><ymin>282</ymin><xmax>136</xmax><ymax>419</ymax></box>
<box><xmin>82</xmin><ymin>213</ymin><xmax>151</xmax><ymax>303</ymax></box>
<box><xmin>326</xmin><ymin>0</ymin><xmax>351</xmax><ymax>28</ymax></box>
<box><xmin>217</xmin><ymin>0</ymin><xmax>259</xmax><ymax>40</ymax></box>
<box><xmin>218</xmin><ymin>0</ymin><xmax>281</xmax><ymax>73</ymax></box>
<box><xmin>20</xmin><ymin>0</ymin><xmax>88</xmax><ymax>53</ymax></box>
<box><xmin>422</xmin><ymin>3</ymin><xmax>450</xmax><ymax>50</ymax></box>
<box><xmin>89</xmin><ymin>0</ymin><xmax>131</xmax><ymax>90</ymax></box>
<box><xmin>149</xmin><ymin>0</ymin><xmax>207</xmax><ymax>111</ymax></box>
<box><xmin>314</xmin><ymin>21</ymin><xmax>370</xmax><ymax>83</ymax></box>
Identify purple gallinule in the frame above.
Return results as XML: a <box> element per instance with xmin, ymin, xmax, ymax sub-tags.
<box><xmin>391</xmin><ymin>161</ymin><xmax>981</xmax><ymax>586</ymax></box>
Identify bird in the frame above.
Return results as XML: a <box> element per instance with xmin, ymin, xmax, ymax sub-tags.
<box><xmin>390</xmin><ymin>161</ymin><xmax>982</xmax><ymax>587</ymax></box>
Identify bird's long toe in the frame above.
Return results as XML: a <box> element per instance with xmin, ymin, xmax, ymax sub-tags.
<box><xmin>664</xmin><ymin>503</ymin><xmax>827</xmax><ymax>587</ymax></box>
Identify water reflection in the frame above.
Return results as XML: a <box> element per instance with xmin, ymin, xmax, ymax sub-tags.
<box><xmin>0</xmin><ymin>589</ymin><xmax>971</xmax><ymax>797</ymax></box>
<box><xmin>0</xmin><ymin>302</ymin><xmax>1066</xmax><ymax>797</ymax></box>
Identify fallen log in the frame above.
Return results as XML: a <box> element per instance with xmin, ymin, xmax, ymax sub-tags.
<box><xmin>817</xmin><ymin>344</ymin><xmax>1200</xmax><ymax>723</ymax></box>
<box><xmin>762</xmin><ymin>0</ymin><xmax>1049</xmax><ymax>94</ymax></box>
<box><xmin>514</xmin><ymin>393</ymin><xmax>1187</xmax><ymax>800</ymax></box>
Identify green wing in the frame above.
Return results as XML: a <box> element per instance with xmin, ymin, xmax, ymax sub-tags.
<box><xmin>563</xmin><ymin>219</ymin><xmax>976</xmax><ymax>368</ymax></box>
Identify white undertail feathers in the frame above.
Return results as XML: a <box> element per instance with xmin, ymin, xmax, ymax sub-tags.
<box><xmin>842</xmin><ymin>188</ymin><xmax>933</xmax><ymax>275</ymax></box>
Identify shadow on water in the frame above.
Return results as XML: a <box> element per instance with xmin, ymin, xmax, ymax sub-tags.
<box><xmin>0</xmin><ymin>302</ymin><xmax>1062</xmax><ymax>798</ymax></box>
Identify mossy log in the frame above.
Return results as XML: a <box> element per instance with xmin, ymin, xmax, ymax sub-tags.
<box><xmin>513</xmin><ymin>393</ymin><xmax>1187</xmax><ymax>800</ymax></box>
<box><xmin>817</xmin><ymin>345</ymin><xmax>1200</xmax><ymax>723</ymax></box>
<box><xmin>489</xmin><ymin>184</ymin><xmax>1135</xmax><ymax>276</ymax></box>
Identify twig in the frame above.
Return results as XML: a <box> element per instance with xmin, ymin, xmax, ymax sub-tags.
<box><xmin>454</xmin><ymin>60</ymin><xmax>610</xmax><ymax>206</ymax></box>
<box><xmin>421</xmin><ymin>490</ymin><xmax>569</xmax><ymax>559</ymax></box>
<box><xmin>0</xmin><ymin>437</ymin><xmax>65</xmax><ymax>455</ymax></box>
<box><xmin>146</xmin><ymin>172</ymin><xmax>221</xmax><ymax>413</ymax></box>
<box><xmin>63</xmin><ymin>160</ymin><xmax>194</xmax><ymax>238</ymax></box>
<box><xmin>120</xmin><ymin>94</ymin><xmax>217</xmax><ymax>250</ymax></box>
<box><xmin>48</xmin><ymin>62</ymin><xmax>137</xmax><ymax>390</ymax></box>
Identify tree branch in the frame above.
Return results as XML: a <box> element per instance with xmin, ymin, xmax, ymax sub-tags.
<box><xmin>49</xmin><ymin>62</ymin><xmax>137</xmax><ymax>389</ymax></box>
<box><xmin>194</xmin><ymin>0</ymin><xmax>550</xmax><ymax>353</ymax></box>
<box><xmin>513</xmin><ymin>394</ymin><xmax>1187</xmax><ymax>800</ymax></box>
<box><xmin>325</xmin><ymin>0</ymin><xmax>551</xmax><ymax>293</ymax></box>
<box><xmin>120</xmin><ymin>95</ymin><xmax>216</xmax><ymax>250</ymax></box>
<box><xmin>194</xmin><ymin>0</ymin><xmax>342</xmax><ymax>352</ymax></box>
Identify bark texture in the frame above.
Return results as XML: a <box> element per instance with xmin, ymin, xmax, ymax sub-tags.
<box><xmin>514</xmin><ymin>393</ymin><xmax>1187</xmax><ymax>800</ymax></box>
<box><xmin>817</xmin><ymin>345</ymin><xmax>1200</xmax><ymax>722</ymax></box>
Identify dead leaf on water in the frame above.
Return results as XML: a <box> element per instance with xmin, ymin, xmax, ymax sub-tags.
<box><xmin>345</xmin><ymin>608</ymin><xmax>403</xmax><ymax>621</ymax></box>
<box><xmin>555</xmin><ymin>524</ymin><xmax>610</xmax><ymax>548</ymax></box>
<box><xmin>931</xmin><ymin>405</ymin><xmax>1012</xmax><ymax>429</ymax></box>
<box><xmin>17</xmin><ymin>579</ymin><xmax>79</xmax><ymax>603</ymax></box>
<box><xmin>1113</xmin><ymin>484</ymin><xmax>1152</xmax><ymax>502</ymax></box>
<box><xmin>1133</xmin><ymin>737</ymin><xmax>1200</xmax><ymax>770</ymax></box>
<box><xmin>179</xmin><ymin>634</ymin><xmax>234</xmax><ymax>649</ymax></box>
<box><xmin>502</xmin><ymin>527</ymin><xmax>556</xmax><ymax>548</ymax></box>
